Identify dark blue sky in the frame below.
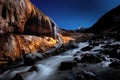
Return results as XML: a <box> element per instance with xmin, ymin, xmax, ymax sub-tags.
<box><xmin>30</xmin><ymin>0</ymin><xmax>120</xmax><ymax>30</ymax></box>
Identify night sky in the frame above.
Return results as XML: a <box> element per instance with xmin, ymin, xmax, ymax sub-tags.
<box><xmin>30</xmin><ymin>0</ymin><xmax>120</xmax><ymax>30</ymax></box>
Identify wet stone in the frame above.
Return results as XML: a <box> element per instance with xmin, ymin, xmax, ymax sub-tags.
<box><xmin>72</xmin><ymin>67</ymin><xmax>97</xmax><ymax>80</ymax></box>
<box><xmin>80</xmin><ymin>53</ymin><xmax>103</xmax><ymax>63</ymax></box>
<box><xmin>59</xmin><ymin>61</ymin><xmax>77</xmax><ymax>70</ymax></box>
<box><xmin>28</xmin><ymin>66</ymin><xmax>39</xmax><ymax>72</ymax></box>
<box><xmin>23</xmin><ymin>53</ymin><xmax>43</xmax><ymax>65</ymax></box>
<box><xmin>101</xmin><ymin>48</ymin><xmax>119</xmax><ymax>59</ymax></box>
<box><xmin>109</xmin><ymin>61</ymin><xmax>120</xmax><ymax>69</ymax></box>
<box><xmin>81</xmin><ymin>46</ymin><xmax>93</xmax><ymax>51</ymax></box>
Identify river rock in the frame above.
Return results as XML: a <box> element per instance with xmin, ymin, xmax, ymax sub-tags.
<box><xmin>103</xmin><ymin>44</ymin><xmax>120</xmax><ymax>49</ymax></box>
<box><xmin>59</xmin><ymin>60</ymin><xmax>77</xmax><ymax>70</ymax></box>
<box><xmin>74</xmin><ymin>57</ymin><xmax>81</xmax><ymax>63</ymax></box>
<box><xmin>115</xmin><ymin>34</ymin><xmax>120</xmax><ymax>41</ymax></box>
<box><xmin>12</xmin><ymin>71</ymin><xmax>37</xmax><ymax>80</ymax></box>
<box><xmin>101</xmin><ymin>48</ymin><xmax>119</xmax><ymax>59</ymax></box>
<box><xmin>81</xmin><ymin>46</ymin><xmax>93</xmax><ymax>51</ymax></box>
<box><xmin>12</xmin><ymin>66</ymin><xmax>39</xmax><ymax>80</ymax></box>
<box><xmin>23</xmin><ymin>53</ymin><xmax>43</xmax><ymax>65</ymax></box>
<box><xmin>60</xmin><ymin>42</ymin><xmax>78</xmax><ymax>51</ymax></box>
<box><xmin>80</xmin><ymin>53</ymin><xmax>103</xmax><ymax>63</ymax></box>
<box><xmin>28</xmin><ymin>65</ymin><xmax>39</xmax><ymax>72</ymax></box>
<box><xmin>109</xmin><ymin>61</ymin><xmax>120</xmax><ymax>69</ymax></box>
<box><xmin>45</xmin><ymin>41</ymin><xmax>78</xmax><ymax>57</ymax></box>
<box><xmin>72</xmin><ymin>67</ymin><xmax>97</xmax><ymax>80</ymax></box>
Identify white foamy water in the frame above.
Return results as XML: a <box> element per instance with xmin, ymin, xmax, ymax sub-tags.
<box><xmin>33</xmin><ymin>55</ymin><xmax>73</xmax><ymax>80</ymax></box>
<box><xmin>91</xmin><ymin>44</ymin><xmax>104</xmax><ymax>51</ymax></box>
<box><xmin>0</xmin><ymin>66</ymin><xmax>31</xmax><ymax>80</ymax></box>
<box><xmin>63</xmin><ymin>42</ymin><xmax>89</xmax><ymax>56</ymax></box>
<box><xmin>100</xmin><ymin>61</ymin><xmax>112</xmax><ymax>67</ymax></box>
<box><xmin>31</xmin><ymin>42</ymin><xmax>89</xmax><ymax>80</ymax></box>
<box><xmin>0</xmin><ymin>42</ymin><xmax>90</xmax><ymax>80</ymax></box>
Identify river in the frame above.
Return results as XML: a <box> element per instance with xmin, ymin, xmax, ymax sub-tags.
<box><xmin>0</xmin><ymin>42</ymin><xmax>90</xmax><ymax>80</ymax></box>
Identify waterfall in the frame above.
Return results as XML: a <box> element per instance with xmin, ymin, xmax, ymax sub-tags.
<box><xmin>46</xmin><ymin>17</ymin><xmax>53</xmax><ymax>37</ymax></box>
<box><xmin>48</xmin><ymin>18</ymin><xmax>57</xmax><ymax>38</ymax></box>
<box><xmin>47</xmin><ymin>17</ymin><xmax>63</xmax><ymax>44</ymax></box>
<box><xmin>52</xmin><ymin>21</ymin><xmax>63</xmax><ymax>45</ymax></box>
<box><xmin>53</xmin><ymin>25</ymin><xmax>57</xmax><ymax>39</ymax></box>
<box><xmin>52</xmin><ymin>19</ymin><xmax>62</xmax><ymax>43</ymax></box>
<box><xmin>20</xmin><ymin>0</ymin><xmax>25</xmax><ymax>9</ymax></box>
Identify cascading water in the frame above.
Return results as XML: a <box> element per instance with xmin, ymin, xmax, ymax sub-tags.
<box><xmin>0</xmin><ymin>42</ymin><xmax>89</xmax><ymax>80</ymax></box>
<box><xmin>45</xmin><ymin>16</ymin><xmax>53</xmax><ymax>37</ymax></box>
<box><xmin>33</xmin><ymin>42</ymin><xmax>89</xmax><ymax>80</ymax></box>
<box><xmin>32</xmin><ymin>56</ymin><xmax>73</xmax><ymax>80</ymax></box>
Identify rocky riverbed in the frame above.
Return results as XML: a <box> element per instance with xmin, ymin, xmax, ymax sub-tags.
<box><xmin>0</xmin><ymin>30</ymin><xmax>120</xmax><ymax>80</ymax></box>
<box><xmin>0</xmin><ymin>0</ymin><xmax>120</xmax><ymax>80</ymax></box>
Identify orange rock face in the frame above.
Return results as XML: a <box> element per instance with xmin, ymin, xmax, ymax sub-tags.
<box><xmin>0</xmin><ymin>0</ymin><xmax>57</xmax><ymax>37</ymax></box>
<box><xmin>0</xmin><ymin>0</ymin><xmax>59</xmax><ymax>65</ymax></box>
<box><xmin>0</xmin><ymin>34</ymin><xmax>58</xmax><ymax>64</ymax></box>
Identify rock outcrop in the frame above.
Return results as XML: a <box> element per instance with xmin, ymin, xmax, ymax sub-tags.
<box><xmin>0</xmin><ymin>0</ymin><xmax>60</xmax><ymax>65</ymax></box>
<box><xmin>0</xmin><ymin>0</ymin><xmax>58</xmax><ymax>37</ymax></box>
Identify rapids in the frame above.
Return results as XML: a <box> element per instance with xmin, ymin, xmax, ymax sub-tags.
<box><xmin>0</xmin><ymin>42</ymin><xmax>89</xmax><ymax>80</ymax></box>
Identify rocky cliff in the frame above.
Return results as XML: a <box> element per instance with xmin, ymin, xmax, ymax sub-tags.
<box><xmin>0</xmin><ymin>0</ymin><xmax>61</xmax><ymax>65</ymax></box>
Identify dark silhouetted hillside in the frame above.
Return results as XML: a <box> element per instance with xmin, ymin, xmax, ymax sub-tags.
<box><xmin>86</xmin><ymin>5</ymin><xmax>120</xmax><ymax>34</ymax></box>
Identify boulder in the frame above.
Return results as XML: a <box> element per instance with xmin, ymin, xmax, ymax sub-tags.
<box><xmin>109</xmin><ymin>61</ymin><xmax>120</xmax><ymax>69</ymax></box>
<box><xmin>59</xmin><ymin>60</ymin><xmax>77</xmax><ymax>70</ymax></box>
<box><xmin>74</xmin><ymin>57</ymin><xmax>81</xmax><ymax>63</ymax></box>
<box><xmin>12</xmin><ymin>71</ymin><xmax>37</xmax><ymax>80</ymax></box>
<box><xmin>72</xmin><ymin>67</ymin><xmax>97</xmax><ymax>80</ymax></box>
<box><xmin>23</xmin><ymin>53</ymin><xmax>43</xmax><ymax>65</ymax></box>
<box><xmin>101</xmin><ymin>48</ymin><xmax>119</xmax><ymax>59</ymax></box>
<box><xmin>28</xmin><ymin>66</ymin><xmax>39</xmax><ymax>72</ymax></box>
<box><xmin>46</xmin><ymin>41</ymin><xmax>78</xmax><ymax>56</ymax></box>
<box><xmin>81</xmin><ymin>46</ymin><xmax>93</xmax><ymax>51</ymax></box>
<box><xmin>80</xmin><ymin>53</ymin><xmax>103</xmax><ymax>63</ymax></box>
<box><xmin>12</xmin><ymin>66</ymin><xmax>39</xmax><ymax>80</ymax></box>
